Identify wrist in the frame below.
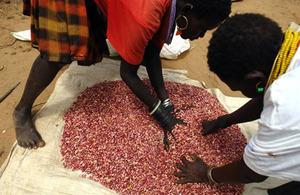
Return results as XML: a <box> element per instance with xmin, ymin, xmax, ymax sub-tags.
<box><xmin>149</xmin><ymin>100</ymin><xmax>173</xmax><ymax>128</ymax></box>
<box><xmin>162</xmin><ymin>98</ymin><xmax>174</xmax><ymax>113</ymax></box>
<box><xmin>217</xmin><ymin>115</ymin><xmax>230</xmax><ymax>128</ymax></box>
<box><xmin>149</xmin><ymin>100</ymin><xmax>161</xmax><ymax>115</ymax></box>
<box><xmin>207</xmin><ymin>167</ymin><xmax>220</xmax><ymax>183</ymax></box>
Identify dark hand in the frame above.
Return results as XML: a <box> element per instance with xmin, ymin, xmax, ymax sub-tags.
<box><xmin>162</xmin><ymin>114</ymin><xmax>186</xmax><ymax>150</ymax></box>
<box><xmin>174</xmin><ymin>154</ymin><xmax>209</xmax><ymax>184</ymax></box>
<box><xmin>202</xmin><ymin>116</ymin><xmax>229</xmax><ymax>136</ymax></box>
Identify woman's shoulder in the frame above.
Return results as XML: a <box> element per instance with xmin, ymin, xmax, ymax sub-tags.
<box><xmin>262</xmin><ymin>69</ymin><xmax>300</xmax><ymax>130</ymax></box>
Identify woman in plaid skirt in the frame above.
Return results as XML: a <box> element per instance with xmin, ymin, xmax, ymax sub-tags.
<box><xmin>14</xmin><ymin>0</ymin><xmax>231</xmax><ymax>149</ymax></box>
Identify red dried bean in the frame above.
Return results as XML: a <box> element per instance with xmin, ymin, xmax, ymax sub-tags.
<box><xmin>61</xmin><ymin>80</ymin><xmax>246</xmax><ymax>194</ymax></box>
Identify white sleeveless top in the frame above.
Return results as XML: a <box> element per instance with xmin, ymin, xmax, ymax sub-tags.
<box><xmin>244</xmin><ymin>40</ymin><xmax>300</xmax><ymax>181</ymax></box>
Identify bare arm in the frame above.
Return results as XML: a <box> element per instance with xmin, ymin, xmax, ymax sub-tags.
<box><xmin>213</xmin><ymin>158</ymin><xmax>267</xmax><ymax>184</ymax></box>
<box><xmin>222</xmin><ymin>97</ymin><xmax>263</xmax><ymax>126</ymax></box>
<box><xmin>120</xmin><ymin>41</ymin><xmax>168</xmax><ymax>107</ymax></box>
<box><xmin>174</xmin><ymin>155</ymin><xmax>267</xmax><ymax>184</ymax></box>
<box><xmin>202</xmin><ymin>97</ymin><xmax>263</xmax><ymax>135</ymax></box>
<box><xmin>120</xmin><ymin>41</ymin><xmax>185</xmax><ymax>149</ymax></box>
<box><xmin>120</xmin><ymin>58</ymin><xmax>156</xmax><ymax>107</ymax></box>
<box><xmin>143</xmin><ymin>41</ymin><xmax>168</xmax><ymax>101</ymax></box>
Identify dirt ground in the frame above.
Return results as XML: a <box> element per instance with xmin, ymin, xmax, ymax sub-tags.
<box><xmin>0</xmin><ymin>0</ymin><xmax>299</xmax><ymax>167</ymax></box>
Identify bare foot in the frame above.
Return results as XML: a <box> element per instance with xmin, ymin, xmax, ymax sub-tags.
<box><xmin>13</xmin><ymin>108</ymin><xmax>45</xmax><ymax>149</ymax></box>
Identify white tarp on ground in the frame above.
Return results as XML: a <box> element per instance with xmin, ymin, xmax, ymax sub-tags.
<box><xmin>0</xmin><ymin>58</ymin><xmax>288</xmax><ymax>194</ymax></box>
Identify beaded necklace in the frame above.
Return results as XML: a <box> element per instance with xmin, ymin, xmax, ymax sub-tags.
<box><xmin>265</xmin><ymin>29</ymin><xmax>300</xmax><ymax>91</ymax></box>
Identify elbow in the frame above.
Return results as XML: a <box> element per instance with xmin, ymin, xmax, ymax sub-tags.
<box><xmin>120</xmin><ymin>61</ymin><xmax>137</xmax><ymax>85</ymax></box>
<box><xmin>120</xmin><ymin>69</ymin><xmax>127</xmax><ymax>83</ymax></box>
<box><xmin>120</xmin><ymin>68</ymin><xmax>136</xmax><ymax>87</ymax></box>
<box><xmin>253</xmin><ymin>175</ymin><xmax>268</xmax><ymax>183</ymax></box>
<box><xmin>242</xmin><ymin>173</ymin><xmax>268</xmax><ymax>183</ymax></box>
<box><xmin>120</xmin><ymin>66</ymin><xmax>132</xmax><ymax>84</ymax></box>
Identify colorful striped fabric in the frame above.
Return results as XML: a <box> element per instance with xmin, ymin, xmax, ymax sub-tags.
<box><xmin>23</xmin><ymin>0</ymin><xmax>107</xmax><ymax>65</ymax></box>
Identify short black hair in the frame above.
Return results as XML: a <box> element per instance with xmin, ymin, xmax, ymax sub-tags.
<box><xmin>190</xmin><ymin>0</ymin><xmax>231</xmax><ymax>22</ymax></box>
<box><xmin>208</xmin><ymin>13</ymin><xmax>283</xmax><ymax>81</ymax></box>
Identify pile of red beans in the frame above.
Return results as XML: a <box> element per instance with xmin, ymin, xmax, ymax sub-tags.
<box><xmin>61</xmin><ymin>80</ymin><xmax>246</xmax><ymax>194</ymax></box>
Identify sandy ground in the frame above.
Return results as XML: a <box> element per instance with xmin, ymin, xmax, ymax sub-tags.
<box><xmin>0</xmin><ymin>0</ymin><xmax>299</xmax><ymax>166</ymax></box>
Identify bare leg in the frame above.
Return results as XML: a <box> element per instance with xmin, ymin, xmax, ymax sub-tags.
<box><xmin>13</xmin><ymin>55</ymin><xmax>66</xmax><ymax>149</ymax></box>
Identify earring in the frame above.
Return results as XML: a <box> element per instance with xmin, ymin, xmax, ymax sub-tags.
<box><xmin>256</xmin><ymin>81</ymin><xmax>265</xmax><ymax>92</ymax></box>
<box><xmin>175</xmin><ymin>15</ymin><xmax>189</xmax><ymax>31</ymax></box>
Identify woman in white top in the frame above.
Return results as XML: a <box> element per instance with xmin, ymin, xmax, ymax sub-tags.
<box><xmin>174</xmin><ymin>13</ymin><xmax>300</xmax><ymax>193</ymax></box>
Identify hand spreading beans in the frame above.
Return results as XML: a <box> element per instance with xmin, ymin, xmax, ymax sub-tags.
<box><xmin>61</xmin><ymin>80</ymin><xmax>246</xmax><ymax>194</ymax></box>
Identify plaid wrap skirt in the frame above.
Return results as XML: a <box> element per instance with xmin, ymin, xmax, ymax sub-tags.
<box><xmin>23</xmin><ymin>0</ymin><xmax>108</xmax><ymax>65</ymax></box>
